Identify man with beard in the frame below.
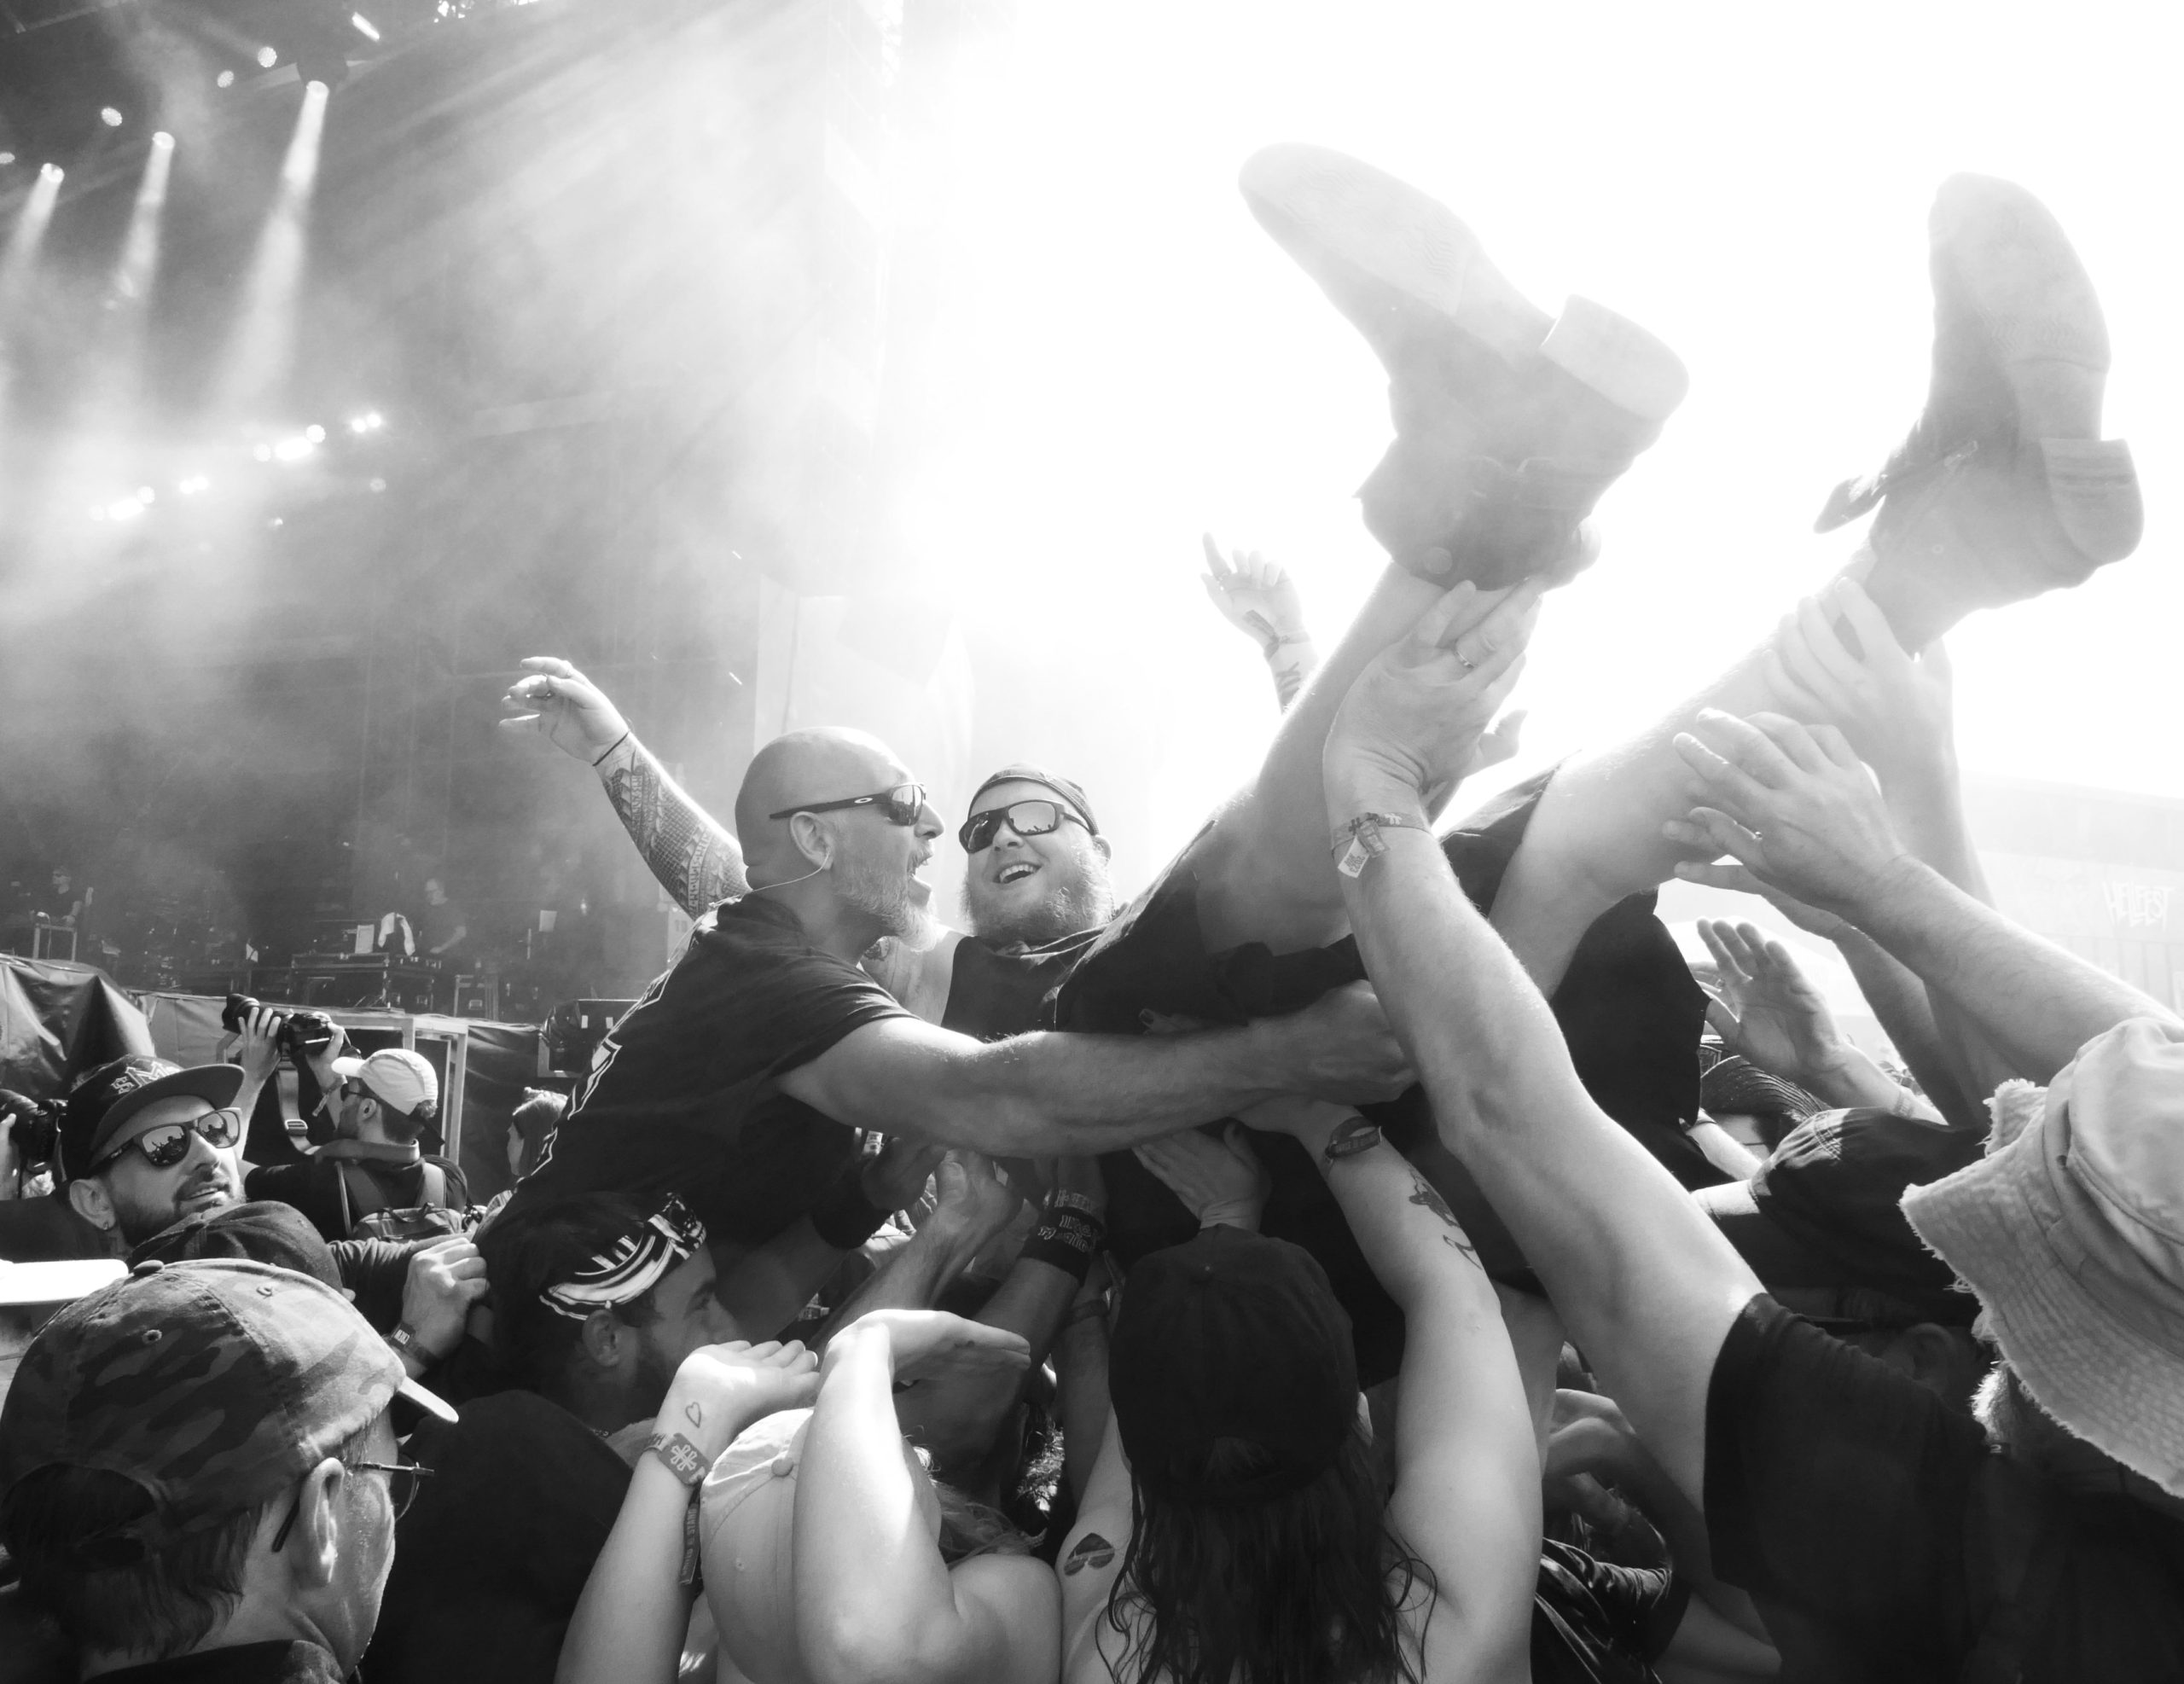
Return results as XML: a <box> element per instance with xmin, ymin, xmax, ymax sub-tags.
<box><xmin>504</xmin><ymin>721</ymin><xmax>1405</xmax><ymax>1261</ymax></box>
<box><xmin>58</xmin><ymin>1055</ymin><xmax>251</xmax><ymax>1248</ymax></box>
<box><xmin>363</xmin><ymin>1191</ymin><xmax>741</xmax><ymax>1684</ymax></box>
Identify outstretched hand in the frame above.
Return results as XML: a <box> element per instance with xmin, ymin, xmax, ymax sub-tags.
<box><xmin>1324</xmin><ymin>578</ymin><xmax>1542</xmax><ymax>808</ymax></box>
<box><xmin>1133</xmin><ymin>1123</ymin><xmax>1271</xmax><ymax>1231</ymax></box>
<box><xmin>1200</xmin><ymin>535</ymin><xmax>1309</xmax><ymax>653</ymax></box>
<box><xmin>1275</xmin><ymin>982</ymin><xmax>1414</xmax><ymax>1106</ymax></box>
<box><xmin>1664</xmin><ymin>709</ymin><xmax>1917</xmax><ymax>922</ymax></box>
<box><xmin>498</xmin><ymin>657</ymin><xmax>632</xmax><ymax>765</ymax></box>
<box><xmin>1697</xmin><ymin>919</ymin><xmax>1851</xmax><ymax>1092</ymax></box>
<box><xmin>1763</xmin><ymin>576</ymin><xmax>1956</xmax><ymax>793</ymax></box>
<box><xmin>1675</xmin><ymin>858</ymin><xmax>1850</xmax><ymax>940</ymax></box>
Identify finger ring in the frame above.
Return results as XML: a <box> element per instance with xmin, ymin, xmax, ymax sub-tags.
<box><xmin>1456</xmin><ymin>655</ymin><xmax>1477</xmax><ymax>673</ymax></box>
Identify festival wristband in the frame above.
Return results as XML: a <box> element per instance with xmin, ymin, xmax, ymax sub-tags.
<box><xmin>1321</xmin><ymin>1115</ymin><xmax>1383</xmax><ymax>1164</ymax></box>
<box><xmin>809</xmin><ymin>1161</ymin><xmax>892</xmax><ymax>1251</ymax></box>
<box><xmin>1330</xmin><ymin>811</ymin><xmax>1432</xmax><ymax>879</ymax></box>
<box><xmin>1018</xmin><ymin>1203</ymin><xmax>1107</xmax><ymax>1283</ymax></box>
<box><xmin>681</xmin><ymin>1489</ymin><xmax>703</xmax><ymax>1589</ymax></box>
<box><xmin>646</xmin><ymin>1431</ymin><xmax>712</xmax><ymax>1489</ymax></box>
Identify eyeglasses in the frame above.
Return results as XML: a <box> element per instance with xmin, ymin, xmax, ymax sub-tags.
<box><xmin>270</xmin><ymin>1455</ymin><xmax>433</xmax><ymax>1552</ymax></box>
<box><xmin>770</xmin><ymin>782</ymin><xmax>928</xmax><ymax>827</ymax></box>
<box><xmin>958</xmin><ymin>798</ymin><xmax>1089</xmax><ymax>855</ymax></box>
<box><xmin>94</xmin><ymin>1108</ymin><xmax>243</xmax><ymax>1170</ymax></box>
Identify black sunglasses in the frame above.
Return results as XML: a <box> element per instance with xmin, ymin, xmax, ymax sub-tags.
<box><xmin>958</xmin><ymin>798</ymin><xmax>1089</xmax><ymax>855</ymax></box>
<box><xmin>770</xmin><ymin>781</ymin><xmax>928</xmax><ymax>828</ymax></box>
<box><xmin>95</xmin><ymin>1108</ymin><xmax>244</xmax><ymax>1171</ymax></box>
<box><xmin>270</xmin><ymin>1456</ymin><xmax>433</xmax><ymax>1552</ymax></box>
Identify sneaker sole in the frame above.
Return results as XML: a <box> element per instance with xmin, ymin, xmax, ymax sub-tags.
<box><xmin>1931</xmin><ymin>172</ymin><xmax>2110</xmax><ymax>442</ymax></box>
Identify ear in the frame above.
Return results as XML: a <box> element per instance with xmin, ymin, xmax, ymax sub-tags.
<box><xmin>1902</xmin><ymin>1322</ymin><xmax>1966</xmax><ymax>1392</ymax></box>
<box><xmin>282</xmin><ymin>1456</ymin><xmax>348</xmax><ymax>1589</ymax></box>
<box><xmin>1091</xmin><ymin>833</ymin><xmax>1112</xmax><ymax>864</ymax></box>
<box><xmin>67</xmin><ymin>1176</ymin><xmax>118</xmax><ymax>1233</ymax></box>
<box><xmin>787</xmin><ymin>812</ymin><xmax>834</xmax><ymax>870</ymax></box>
<box><xmin>578</xmin><ymin>1308</ymin><xmax>630</xmax><ymax>1372</ymax></box>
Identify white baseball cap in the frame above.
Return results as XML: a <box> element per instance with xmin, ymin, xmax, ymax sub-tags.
<box><xmin>331</xmin><ymin>1048</ymin><xmax>439</xmax><ymax>1118</ymax></box>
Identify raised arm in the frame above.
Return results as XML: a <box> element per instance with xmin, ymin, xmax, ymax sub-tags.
<box><xmin>1253</xmin><ymin>1099</ymin><xmax>1540</xmax><ymax>1684</ymax></box>
<box><xmin>501</xmin><ymin>657</ymin><xmax>746</xmax><ymax>915</ymax></box>
<box><xmin>557</xmin><ymin>1340</ymin><xmax>821</xmax><ymax>1684</ymax></box>
<box><xmin>795</xmin><ymin>1312</ymin><xmax>1057</xmax><ymax>1684</ymax></box>
<box><xmin>1670</xmin><ymin>708</ymin><xmax>2180</xmax><ymax>1083</ymax></box>
<box><xmin>1322</xmin><ymin>585</ymin><xmax>1762</xmax><ymax>1508</ymax></box>
<box><xmin>776</xmin><ymin>980</ymin><xmax>1412</xmax><ymax>1157</ymax></box>
<box><xmin>1200</xmin><ymin>535</ymin><xmax>1320</xmax><ymax>710</ymax></box>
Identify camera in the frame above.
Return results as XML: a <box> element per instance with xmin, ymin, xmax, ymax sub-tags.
<box><xmin>0</xmin><ymin>1091</ymin><xmax>61</xmax><ymax>1164</ymax></box>
<box><xmin>222</xmin><ymin>995</ymin><xmax>338</xmax><ymax>1056</ymax></box>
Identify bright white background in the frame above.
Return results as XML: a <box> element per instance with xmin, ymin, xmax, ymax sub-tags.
<box><xmin>895</xmin><ymin>0</ymin><xmax>2181</xmax><ymax>903</ymax></box>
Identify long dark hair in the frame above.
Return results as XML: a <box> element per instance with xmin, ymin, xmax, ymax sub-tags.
<box><xmin>1106</xmin><ymin>1428</ymin><xmax>1433</xmax><ymax>1684</ymax></box>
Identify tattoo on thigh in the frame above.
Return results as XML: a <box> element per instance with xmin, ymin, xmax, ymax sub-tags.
<box><xmin>1063</xmin><ymin>1532</ymin><xmax>1116</xmax><ymax>1576</ymax></box>
<box><xmin>1406</xmin><ymin>1175</ymin><xmax>1479</xmax><ymax>1263</ymax></box>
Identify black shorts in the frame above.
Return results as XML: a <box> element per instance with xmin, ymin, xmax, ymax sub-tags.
<box><xmin>1053</xmin><ymin>771</ymin><xmax>1716</xmax><ymax>1388</ymax></box>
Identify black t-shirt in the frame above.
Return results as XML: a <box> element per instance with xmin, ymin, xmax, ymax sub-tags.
<box><xmin>366</xmin><ymin>1391</ymin><xmax>631</xmax><ymax>1684</ymax></box>
<box><xmin>421</xmin><ymin>898</ymin><xmax>468</xmax><ymax>955</ymax></box>
<box><xmin>1532</xmin><ymin>1542</ymin><xmax>1687</xmax><ymax>1684</ymax></box>
<box><xmin>942</xmin><ymin>927</ymin><xmax>1102</xmax><ymax>1040</ymax></box>
<box><xmin>244</xmin><ymin>1153</ymin><xmax>469</xmax><ymax>1244</ymax></box>
<box><xmin>1705</xmin><ymin>1294</ymin><xmax>2184</xmax><ymax>1681</ymax></box>
<box><xmin>518</xmin><ymin>896</ymin><xmax>915</xmax><ymax>1244</ymax></box>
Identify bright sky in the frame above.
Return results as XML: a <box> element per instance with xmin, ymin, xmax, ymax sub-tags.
<box><xmin>895</xmin><ymin>0</ymin><xmax>2181</xmax><ymax>891</ymax></box>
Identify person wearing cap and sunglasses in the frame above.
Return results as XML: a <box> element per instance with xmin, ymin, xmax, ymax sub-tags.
<box><xmin>55</xmin><ymin>1055</ymin><xmax>253</xmax><ymax>1253</ymax></box>
<box><xmin>242</xmin><ymin>1031</ymin><xmax>468</xmax><ymax>1244</ymax></box>
<box><xmin>0</xmin><ymin>1257</ymin><xmax>455</xmax><ymax>1682</ymax></box>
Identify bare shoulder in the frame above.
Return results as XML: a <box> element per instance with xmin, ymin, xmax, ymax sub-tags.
<box><xmin>863</xmin><ymin>930</ymin><xmax>964</xmax><ymax>1024</ymax></box>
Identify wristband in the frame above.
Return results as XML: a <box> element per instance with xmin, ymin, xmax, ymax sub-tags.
<box><xmin>590</xmin><ymin>729</ymin><xmax>632</xmax><ymax>768</ymax></box>
<box><xmin>646</xmin><ymin>1430</ymin><xmax>712</xmax><ymax>1489</ymax></box>
<box><xmin>1331</xmin><ymin>811</ymin><xmax>1432</xmax><ymax>879</ymax></box>
<box><xmin>1049</xmin><ymin>1188</ymin><xmax>1103</xmax><ymax>1219</ymax></box>
<box><xmin>809</xmin><ymin>1160</ymin><xmax>892</xmax><ymax>1251</ymax></box>
<box><xmin>1321</xmin><ymin>1115</ymin><xmax>1383</xmax><ymax>1164</ymax></box>
<box><xmin>1019</xmin><ymin>1203</ymin><xmax>1107</xmax><ymax>1283</ymax></box>
<box><xmin>386</xmin><ymin>1323</ymin><xmax>428</xmax><ymax>1365</ymax></box>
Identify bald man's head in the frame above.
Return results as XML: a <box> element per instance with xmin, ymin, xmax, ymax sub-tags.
<box><xmin>735</xmin><ymin>729</ymin><xmax>941</xmax><ymax>943</ymax></box>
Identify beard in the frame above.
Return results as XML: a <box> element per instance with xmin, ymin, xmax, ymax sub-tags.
<box><xmin>838</xmin><ymin>846</ymin><xmax>937</xmax><ymax>947</ymax></box>
<box><xmin>113</xmin><ymin>1166</ymin><xmax>238</xmax><ymax>1247</ymax></box>
<box><xmin>966</xmin><ymin>862</ymin><xmax>1113</xmax><ymax>949</ymax></box>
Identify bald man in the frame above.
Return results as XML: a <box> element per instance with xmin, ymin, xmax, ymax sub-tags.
<box><xmin>506</xmin><ymin>718</ymin><xmax>1409</xmax><ymax>1253</ymax></box>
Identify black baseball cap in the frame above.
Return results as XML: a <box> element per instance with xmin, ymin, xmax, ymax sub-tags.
<box><xmin>967</xmin><ymin>764</ymin><xmax>1098</xmax><ymax>835</ymax></box>
<box><xmin>59</xmin><ymin>1057</ymin><xmax>247</xmax><ymax>1184</ymax></box>
<box><xmin>128</xmin><ymin>1201</ymin><xmax>341</xmax><ymax>1291</ymax></box>
<box><xmin>1109</xmin><ymin>1227</ymin><xmax>1357</xmax><ymax>1504</ymax></box>
<box><xmin>1695</xmin><ymin>1106</ymin><xmax>1985</xmax><ymax>1325</ymax></box>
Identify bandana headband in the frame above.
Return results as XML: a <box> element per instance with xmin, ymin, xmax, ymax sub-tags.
<box><xmin>540</xmin><ymin>1193</ymin><xmax>707</xmax><ymax>1321</ymax></box>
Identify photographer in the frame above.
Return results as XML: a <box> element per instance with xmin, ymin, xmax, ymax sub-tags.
<box><xmin>232</xmin><ymin>1007</ymin><xmax>468</xmax><ymax>1242</ymax></box>
<box><xmin>0</xmin><ymin>1089</ymin><xmax>113</xmax><ymax>1262</ymax></box>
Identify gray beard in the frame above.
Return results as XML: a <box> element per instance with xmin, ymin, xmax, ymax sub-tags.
<box><xmin>838</xmin><ymin>851</ymin><xmax>936</xmax><ymax>946</ymax></box>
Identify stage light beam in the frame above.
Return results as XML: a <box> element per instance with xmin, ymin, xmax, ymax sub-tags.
<box><xmin>351</xmin><ymin>14</ymin><xmax>380</xmax><ymax>41</ymax></box>
<box><xmin>212</xmin><ymin>80</ymin><xmax>329</xmax><ymax>421</ymax></box>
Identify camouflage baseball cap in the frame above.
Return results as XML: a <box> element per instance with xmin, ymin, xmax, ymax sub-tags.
<box><xmin>0</xmin><ymin>1258</ymin><xmax>453</xmax><ymax>1552</ymax></box>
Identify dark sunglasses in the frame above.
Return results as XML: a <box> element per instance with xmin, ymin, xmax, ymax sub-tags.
<box><xmin>95</xmin><ymin>1108</ymin><xmax>243</xmax><ymax>1170</ymax></box>
<box><xmin>958</xmin><ymin>798</ymin><xmax>1089</xmax><ymax>854</ymax></box>
<box><xmin>770</xmin><ymin>781</ymin><xmax>928</xmax><ymax>828</ymax></box>
<box><xmin>270</xmin><ymin>1456</ymin><xmax>433</xmax><ymax>1552</ymax></box>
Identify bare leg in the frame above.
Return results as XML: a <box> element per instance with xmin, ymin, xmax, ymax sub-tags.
<box><xmin>1192</xmin><ymin>563</ymin><xmax>1445</xmax><ymax>952</ymax></box>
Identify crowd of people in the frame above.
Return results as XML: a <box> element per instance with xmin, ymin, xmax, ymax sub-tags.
<box><xmin>2</xmin><ymin>143</ymin><xmax>2177</xmax><ymax>1684</ymax></box>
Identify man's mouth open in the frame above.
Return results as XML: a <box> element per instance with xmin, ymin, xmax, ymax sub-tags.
<box><xmin>996</xmin><ymin>861</ymin><xmax>1040</xmax><ymax>887</ymax></box>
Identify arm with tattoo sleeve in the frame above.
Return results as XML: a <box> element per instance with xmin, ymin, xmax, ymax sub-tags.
<box><xmin>594</xmin><ymin>734</ymin><xmax>746</xmax><ymax>916</ymax></box>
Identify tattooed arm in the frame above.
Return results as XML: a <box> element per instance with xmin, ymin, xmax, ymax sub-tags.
<box><xmin>1247</xmin><ymin>1100</ymin><xmax>1541</xmax><ymax>1684</ymax></box>
<box><xmin>594</xmin><ymin>734</ymin><xmax>746</xmax><ymax>916</ymax></box>
<box><xmin>501</xmin><ymin>658</ymin><xmax>746</xmax><ymax>916</ymax></box>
